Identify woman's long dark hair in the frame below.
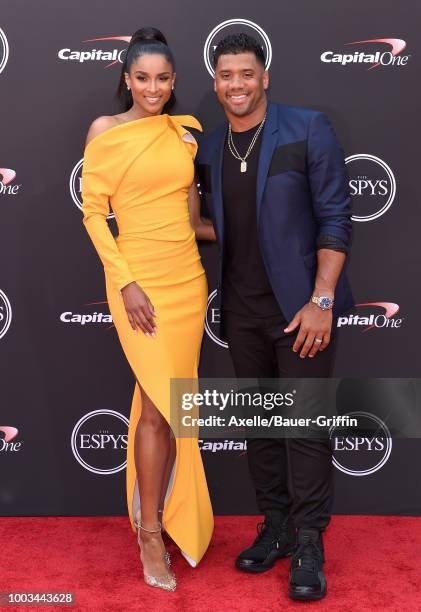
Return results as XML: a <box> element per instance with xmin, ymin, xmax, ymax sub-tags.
<box><xmin>117</xmin><ymin>27</ymin><xmax>176</xmax><ymax>113</ymax></box>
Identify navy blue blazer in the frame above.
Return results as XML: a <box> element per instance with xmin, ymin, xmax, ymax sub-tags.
<box><xmin>196</xmin><ymin>101</ymin><xmax>354</xmax><ymax>327</ymax></box>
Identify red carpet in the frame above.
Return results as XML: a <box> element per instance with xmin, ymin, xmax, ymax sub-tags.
<box><xmin>1</xmin><ymin>516</ymin><xmax>420</xmax><ymax>611</ymax></box>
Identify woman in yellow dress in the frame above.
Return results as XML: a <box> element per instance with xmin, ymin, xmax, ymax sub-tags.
<box><xmin>81</xmin><ymin>27</ymin><xmax>215</xmax><ymax>591</ymax></box>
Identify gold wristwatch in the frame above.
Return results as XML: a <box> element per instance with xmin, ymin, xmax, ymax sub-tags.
<box><xmin>310</xmin><ymin>295</ymin><xmax>334</xmax><ymax>310</ymax></box>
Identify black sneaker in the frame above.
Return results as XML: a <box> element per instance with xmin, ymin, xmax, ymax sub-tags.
<box><xmin>236</xmin><ymin>515</ymin><xmax>295</xmax><ymax>573</ymax></box>
<box><xmin>289</xmin><ymin>528</ymin><xmax>326</xmax><ymax>601</ymax></box>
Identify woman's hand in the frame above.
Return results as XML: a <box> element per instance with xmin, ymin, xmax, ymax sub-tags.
<box><xmin>120</xmin><ymin>282</ymin><xmax>157</xmax><ymax>336</ymax></box>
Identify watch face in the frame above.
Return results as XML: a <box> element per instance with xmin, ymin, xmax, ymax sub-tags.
<box><xmin>319</xmin><ymin>297</ymin><xmax>333</xmax><ymax>309</ymax></box>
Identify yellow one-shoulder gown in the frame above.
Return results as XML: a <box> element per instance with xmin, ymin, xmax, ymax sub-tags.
<box><xmin>81</xmin><ymin>114</ymin><xmax>213</xmax><ymax>566</ymax></box>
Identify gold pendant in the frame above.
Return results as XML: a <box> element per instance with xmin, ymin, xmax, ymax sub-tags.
<box><xmin>240</xmin><ymin>161</ymin><xmax>247</xmax><ymax>173</ymax></box>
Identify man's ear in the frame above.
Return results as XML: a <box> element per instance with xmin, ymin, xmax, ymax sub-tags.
<box><xmin>263</xmin><ymin>70</ymin><xmax>269</xmax><ymax>90</ymax></box>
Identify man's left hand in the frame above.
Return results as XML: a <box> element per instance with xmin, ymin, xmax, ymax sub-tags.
<box><xmin>284</xmin><ymin>303</ymin><xmax>333</xmax><ymax>358</ymax></box>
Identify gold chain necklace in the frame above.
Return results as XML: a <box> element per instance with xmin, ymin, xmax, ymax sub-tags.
<box><xmin>227</xmin><ymin>113</ymin><xmax>267</xmax><ymax>173</ymax></box>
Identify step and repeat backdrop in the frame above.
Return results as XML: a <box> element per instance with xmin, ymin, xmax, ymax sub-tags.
<box><xmin>1</xmin><ymin>1</ymin><xmax>421</xmax><ymax>517</ymax></box>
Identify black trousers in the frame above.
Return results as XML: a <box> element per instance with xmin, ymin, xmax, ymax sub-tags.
<box><xmin>223</xmin><ymin>309</ymin><xmax>336</xmax><ymax>531</ymax></box>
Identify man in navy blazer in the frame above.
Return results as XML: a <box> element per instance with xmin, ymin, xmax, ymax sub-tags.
<box><xmin>196</xmin><ymin>33</ymin><xmax>353</xmax><ymax>601</ymax></box>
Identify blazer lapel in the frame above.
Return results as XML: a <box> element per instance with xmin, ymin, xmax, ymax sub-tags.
<box><xmin>256</xmin><ymin>101</ymin><xmax>279</xmax><ymax>223</ymax></box>
<box><xmin>210</xmin><ymin>124</ymin><xmax>228</xmax><ymax>246</ymax></box>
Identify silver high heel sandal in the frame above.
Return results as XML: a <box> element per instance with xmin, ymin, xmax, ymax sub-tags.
<box><xmin>134</xmin><ymin>520</ymin><xmax>176</xmax><ymax>592</ymax></box>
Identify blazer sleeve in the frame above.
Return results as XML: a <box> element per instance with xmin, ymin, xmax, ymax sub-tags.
<box><xmin>306</xmin><ymin>112</ymin><xmax>352</xmax><ymax>247</ymax></box>
<box><xmin>81</xmin><ymin>141</ymin><xmax>136</xmax><ymax>292</ymax></box>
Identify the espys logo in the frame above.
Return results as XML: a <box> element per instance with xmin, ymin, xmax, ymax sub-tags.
<box><xmin>321</xmin><ymin>38</ymin><xmax>410</xmax><ymax>70</ymax></box>
<box><xmin>204</xmin><ymin>19</ymin><xmax>272</xmax><ymax>77</ymax></box>
<box><xmin>0</xmin><ymin>168</ymin><xmax>20</xmax><ymax>196</ymax></box>
<box><xmin>58</xmin><ymin>36</ymin><xmax>131</xmax><ymax>67</ymax></box>
<box><xmin>0</xmin><ymin>289</ymin><xmax>12</xmax><ymax>340</ymax></box>
<box><xmin>70</xmin><ymin>159</ymin><xmax>114</xmax><ymax>219</ymax></box>
<box><xmin>0</xmin><ymin>28</ymin><xmax>9</xmax><ymax>75</ymax></box>
<box><xmin>337</xmin><ymin>302</ymin><xmax>403</xmax><ymax>332</ymax></box>
<box><xmin>71</xmin><ymin>410</ymin><xmax>129</xmax><ymax>475</ymax></box>
<box><xmin>60</xmin><ymin>300</ymin><xmax>113</xmax><ymax>328</ymax></box>
<box><xmin>0</xmin><ymin>426</ymin><xmax>22</xmax><ymax>452</ymax></box>
<box><xmin>346</xmin><ymin>154</ymin><xmax>396</xmax><ymax>222</ymax></box>
<box><xmin>205</xmin><ymin>289</ymin><xmax>228</xmax><ymax>348</ymax></box>
<box><xmin>330</xmin><ymin>412</ymin><xmax>392</xmax><ymax>476</ymax></box>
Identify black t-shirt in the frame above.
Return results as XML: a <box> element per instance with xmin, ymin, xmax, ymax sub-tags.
<box><xmin>222</xmin><ymin>123</ymin><xmax>282</xmax><ymax>317</ymax></box>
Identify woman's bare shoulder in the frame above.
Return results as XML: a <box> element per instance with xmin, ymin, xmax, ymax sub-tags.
<box><xmin>85</xmin><ymin>115</ymin><xmax>122</xmax><ymax>146</ymax></box>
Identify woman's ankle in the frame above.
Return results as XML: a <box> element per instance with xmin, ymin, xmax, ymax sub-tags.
<box><xmin>138</xmin><ymin>520</ymin><xmax>162</xmax><ymax>539</ymax></box>
<box><xmin>136</xmin><ymin>516</ymin><xmax>161</xmax><ymax>531</ymax></box>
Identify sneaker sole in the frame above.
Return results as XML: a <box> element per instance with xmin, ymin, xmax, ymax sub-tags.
<box><xmin>289</xmin><ymin>572</ymin><xmax>327</xmax><ymax>600</ymax></box>
<box><xmin>289</xmin><ymin>590</ymin><xmax>326</xmax><ymax>601</ymax></box>
<box><xmin>236</xmin><ymin>549</ymin><xmax>293</xmax><ymax>574</ymax></box>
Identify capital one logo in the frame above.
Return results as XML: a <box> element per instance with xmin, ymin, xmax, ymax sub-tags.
<box><xmin>199</xmin><ymin>439</ymin><xmax>247</xmax><ymax>453</ymax></box>
<box><xmin>60</xmin><ymin>299</ymin><xmax>113</xmax><ymax>327</ymax></box>
<box><xmin>0</xmin><ymin>289</ymin><xmax>12</xmax><ymax>340</ymax></box>
<box><xmin>0</xmin><ymin>28</ymin><xmax>9</xmax><ymax>75</ymax></box>
<box><xmin>330</xmin><ymin>412</ymin><xmax>392</xmax><ymax>476</ymax></box>
<box><xmin>205</xmin><ymin>289</ymin><xmax>228</xmax><ymax>348</ymax></box>
<box><xmin>0</xmin><ymin>168</ymin><xmax>21</xmax><ymax>196</ymax></box>
<box><xmin>0</xmin><ymin>426</ymin><xmax>22</xmax><ymax>452</ymax></box>
<box><xmin>346</xmin><ymin>154</ymin><xmax>396</xmax><ymax>222</ymax></box>
<box><xmin>337</xmin><ymin>302</ymin><xmax>403</xmax><ymax>332</ymax></box>
<box><xmin>321</xmin><ymin>38</ymin><xmax>410</xmax><ymax>70</ymax></box>
<box><xmin>70</xmin><ymin>159</ymin><xmax>114</xmax><ymax>219</ymax></box>
<box><xmin>204</xmin><ymin>19</ymin><xmax>272</xmax><ymax>77</ymax></box>
<box><xmin>71</xmin><ymin>410</ymin><xmax>129</xmax><ymax>475</ymax></box>
<box><xmin>58</xmin><ymin>36</ymin><xmax>130</xmax><ymax>67</ymax></box>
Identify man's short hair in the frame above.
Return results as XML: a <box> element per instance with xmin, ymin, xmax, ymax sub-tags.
<box><xmin>213</xmin><ymin>33</ymin><xmax>266</xmax><ymax>69</ymax></box>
